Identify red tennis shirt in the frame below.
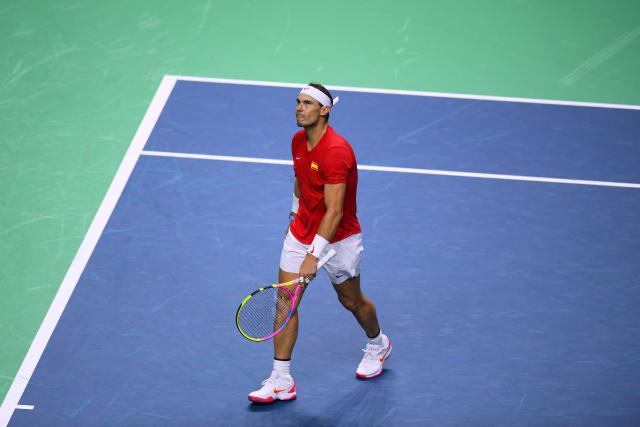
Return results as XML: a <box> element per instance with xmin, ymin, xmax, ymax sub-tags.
<box><xmin>289</xmin><ymin>125</ymin><xmax>362</xmax><ymax>244</ymax></box>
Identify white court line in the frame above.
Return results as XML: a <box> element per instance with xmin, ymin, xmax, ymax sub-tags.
<box><xmin>141</xmin><ymin>150</ymin><xmax>640</xmax><ymax>189</ymax></box>
<box><xmin>15</xmin><ymin>406</ymin><xmax>33</xmax><ymax>411</ymax></box>
<box><xmin>0</xmin><ymin>76</ymin><xmax>178</xmax><ymax>427</ymax></box>
<box><xmin>170</xmin><ymin>74</ymin><xmax>640</xmax><ymax>111</ymax></box>
<box><xmin>561</xmin><ymin>26</ymin><xmax>640</xmax><ymax>87</ymax></box>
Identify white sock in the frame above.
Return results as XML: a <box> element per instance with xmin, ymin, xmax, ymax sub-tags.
<box><xmin>273</xmin><ymin>359</ymin><xmax>291</xmax><ymax>378</ymax></box>
<box><xmin>368</xmin><ymin>330</ymin><xmax>384</xmax><ymax>347</ymax></box>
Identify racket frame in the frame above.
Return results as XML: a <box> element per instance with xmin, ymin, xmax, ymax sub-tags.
<box><xmin>235</xmin><ymin>249</ymin><xmax>336</xmax><ymax>342</ymax></box>
<box><xmin>235</xmin><ymin>278</ymin><xmax>301</xmax><ymax>342</ymax></box>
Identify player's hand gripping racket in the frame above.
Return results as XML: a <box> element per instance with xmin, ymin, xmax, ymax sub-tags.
<box><xmin>236</xmin><ymin>249</ymin><xmax>336</xmax><ymax>342</ymax></box>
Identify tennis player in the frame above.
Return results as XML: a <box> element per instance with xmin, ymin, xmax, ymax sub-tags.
<box><xmin>248</xmin><ymin>83</ymin><xmax>392</xmax><ymax>403</ymax></box>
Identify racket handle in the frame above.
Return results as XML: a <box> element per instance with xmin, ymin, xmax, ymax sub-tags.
<box><xmin>300</xmin><ymin>248</ymin><xmax>336</xmax><ymax>284</ymax></box>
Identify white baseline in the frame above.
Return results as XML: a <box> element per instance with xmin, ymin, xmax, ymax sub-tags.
<box><xmin>170</xmin><ymin>75</ymin><xmax>640</xmax><ymax>111</ymax></box>
<box><xmin>141</xmin><ymin>150</ymin><xmax>640</xmax><ymax>190</ymax></box>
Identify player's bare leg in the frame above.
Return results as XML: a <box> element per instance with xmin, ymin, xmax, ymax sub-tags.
<box><xmin>333</xmin><ymin>275</ymin><xmax>380</xmax><ymax>337</ymax></box>
<box><xmin>333</xmin><ymin>275</ymin><xmax>392</xmax><ymax>378</ymax></box>
<box><xmin>248</xmin><ymin>268</ymin><xmax>305</xmax><ymax>403</ymax></box>
<box><xmin>273</xmin><ymin>269</ymin><xmax>306</xmax><ymax>360</ymax></box>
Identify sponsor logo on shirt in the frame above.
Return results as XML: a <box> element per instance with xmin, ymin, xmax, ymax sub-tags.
<box><xmin>310</xmin><ymin>161</ymin><xmax>318</xmax><ymax>171</ymax></box>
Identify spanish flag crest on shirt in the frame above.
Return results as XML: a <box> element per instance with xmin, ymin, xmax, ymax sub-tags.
<box><xmin>310</xmin><ymin>161</ymin><xmax>319</xmax><ymax>171</ymax></box>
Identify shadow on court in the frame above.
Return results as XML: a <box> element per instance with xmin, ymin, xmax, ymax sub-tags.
<box><xmin>242</xmin><ymin>370</ymin><xmax>396</xmax><ymax>427</ymax></box>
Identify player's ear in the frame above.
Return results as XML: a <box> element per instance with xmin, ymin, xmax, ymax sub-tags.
<box><xmin>320</xmin><ymin>105</ymin><xmax>331</xmax><ymax>117</ymax></box>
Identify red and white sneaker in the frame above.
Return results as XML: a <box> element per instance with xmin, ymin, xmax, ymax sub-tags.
<box><xmin>248</xmin><ymin>371</ymin><xmax>296</xmax><ymax>403</ymax></box>
<box><xmin>356</xmin><ymin>334</ymin><xmax>392</xmax><ymax>379</ymax></box>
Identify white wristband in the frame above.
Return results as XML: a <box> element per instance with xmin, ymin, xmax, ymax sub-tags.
<box><xmin>308</xmin><ymin>234</ymin><xmax>329</xmax><ymax>258</ymax></box>
<box><xmin>291</xmin><ymin>193</ymin><xmax>299</xmax><ymax>214</ymax></box>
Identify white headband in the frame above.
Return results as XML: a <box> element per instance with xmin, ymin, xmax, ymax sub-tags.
<box><xmin>299</xmin><ymin>86</ymin><xmax>340</xmax><ymax>108</ymax></box>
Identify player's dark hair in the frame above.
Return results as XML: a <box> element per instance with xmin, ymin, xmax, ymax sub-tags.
<box><xmin>308</xmin><ymin>82</ymin><xmax>332</xmax><ymax>122</ymax></box>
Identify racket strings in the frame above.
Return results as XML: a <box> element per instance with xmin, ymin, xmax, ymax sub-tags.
<box><xmin>237</xmin><ymin>287</ymin><xmax>294</xmax><ymax>339</ymax></box>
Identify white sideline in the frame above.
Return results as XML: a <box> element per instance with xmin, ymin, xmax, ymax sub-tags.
<box><xmin>0</xmin><ymin>76</ymin><xmax>177</xmax><ymax>427</ymax></box>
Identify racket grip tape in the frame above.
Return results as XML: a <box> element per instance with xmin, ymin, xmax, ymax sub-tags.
<box><xmin>300</xmin><ymin>248</ymin><xmax>336</xmax><ymax>284</ymax></box>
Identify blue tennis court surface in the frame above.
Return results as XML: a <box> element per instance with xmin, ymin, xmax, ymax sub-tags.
<box><xmin>8</xmin><ymin>78</ymin><xmax>640</xmax><ymax>426</ymax></box>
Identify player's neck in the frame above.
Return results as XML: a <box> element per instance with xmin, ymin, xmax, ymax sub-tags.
<box><xmin>305</xmin><ymin>121</ymin><xmax>328</xmax><ymax>150</ymax></box>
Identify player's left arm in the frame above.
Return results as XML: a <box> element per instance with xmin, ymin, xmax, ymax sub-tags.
<box><xmin>315</xmin><ymin>183</ymin><xmax>345</xmax><ymax>241</ymax></box>
<box><xmin>298</xmin><ymin>182</ymin><xmax>345</xmax><ymax>279</ymax></box>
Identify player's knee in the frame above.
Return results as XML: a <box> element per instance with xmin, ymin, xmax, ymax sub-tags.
<box><xmin>338</xmin><ymin>293</ymin><xmax>363</xmax><ymax>312</ymax></box>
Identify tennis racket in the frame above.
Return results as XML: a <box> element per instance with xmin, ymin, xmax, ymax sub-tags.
<box><xmin>235</xmin><ymin>249</ymin><xmax>336</xmax><ymax>342</ymax></box>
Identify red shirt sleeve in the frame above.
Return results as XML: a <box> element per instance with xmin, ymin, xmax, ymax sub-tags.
<box><xmin>291</xmin><ymin>132</ymin><xmax>302</xmax><ymax>177</ymax></box>
<box><xmin>322</xmin><ymin>146</ymin><xmax>353</xmax><ymax>184</ymax></box>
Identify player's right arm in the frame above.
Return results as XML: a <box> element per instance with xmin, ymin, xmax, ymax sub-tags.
<box><xmin>286</xmin><ymin>179</ymin><xmax>299</xmax><ymax>235</ymax></box>
<box><xmin>291</xmin><ymin>179</ymin><xmax>300</xmax><ymax>213</ymax></box>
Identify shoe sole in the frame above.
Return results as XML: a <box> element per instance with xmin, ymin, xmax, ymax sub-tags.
<box><xmin>356</xmin><ymin>339</ymin><xmax>392</xmax><ymax>379</ymax></box>
<box><xmin>248</xmin><ymin>384</ymin><xmax>297</xmax><ymax>403</ymax></box>
<box><xmin>248</xmin><ymin>393</ymin><xmax>297</xmax><ymax>403</ymax></box>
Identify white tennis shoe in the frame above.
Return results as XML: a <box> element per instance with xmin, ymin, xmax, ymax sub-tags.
<box><xmin>248</xmin><ymin>371</ymin><xmax>296</xmax><ymax>403</ymax></box>
<box><xmin>356</xmin><ymin>334</ymin><xmax>392</xmax><ymax>379</ymax></box>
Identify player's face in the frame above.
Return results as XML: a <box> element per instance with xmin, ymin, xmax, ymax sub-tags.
<box><xmin>296</xmin><ymin>94</ymin><xmax>329</xmax><ymax>127</ymax></box>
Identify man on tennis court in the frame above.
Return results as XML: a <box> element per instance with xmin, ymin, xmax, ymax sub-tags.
<box><xmin>248</xmin><ymin>83</ymin><xmax>391</xmax><ymax>403</ymax></box>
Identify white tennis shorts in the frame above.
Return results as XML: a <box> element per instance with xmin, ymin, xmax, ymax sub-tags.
<box><xmin>280</xmin><ymin>230</ymin><xmax>363</xmax><ymax>285</ymax></box>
